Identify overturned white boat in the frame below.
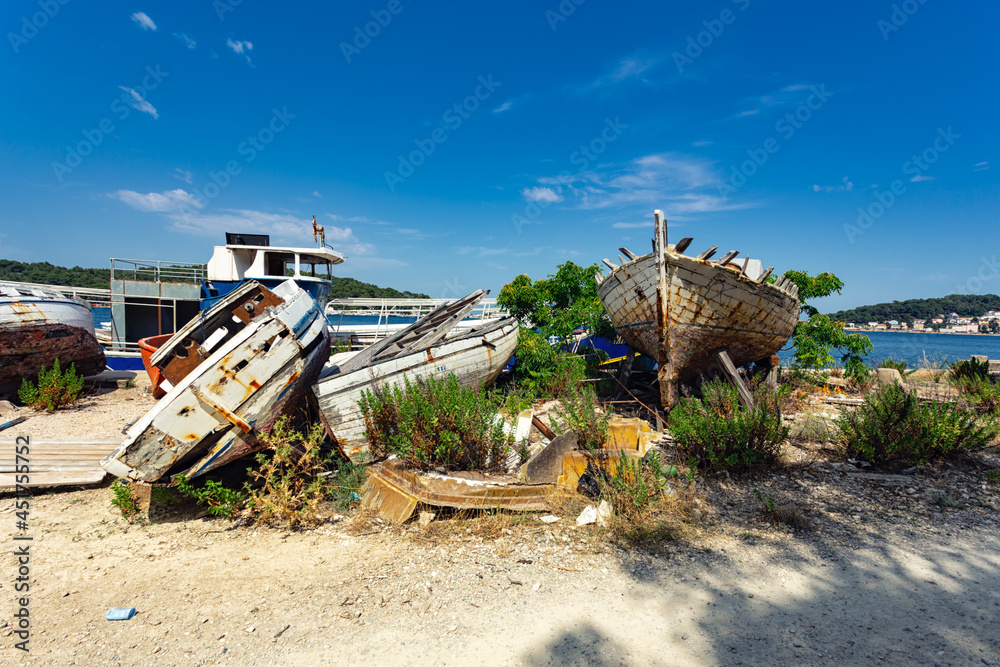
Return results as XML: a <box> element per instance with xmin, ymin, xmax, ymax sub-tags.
<box><xmin>0</xmin><ymin>285</ymin><xmax>106</xmax><ymax>393</ymax></box>
<box><xmin>597</xmin><ymin>210</ymin><xmax>800</xmax><ymax>407</ymax></box>
<box><xmin>101</xmin><ymin>280</ymin><xmax>330</xmax><ymax>482</ymax></box>
<box><xmin>312</xmin><ymin>291</ymin><xmax>518</xmax><ymax>462</ymax></box>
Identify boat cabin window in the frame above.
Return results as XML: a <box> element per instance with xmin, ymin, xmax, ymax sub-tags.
<box><xmin>264</xmin><ymin>252</ymin><xmax>297</xmax><ymax>278</ymax></box>
<box><xmin>298</xmin><ymin>255</ymin><xmax>331</xmax><ymax>279</ymax></box>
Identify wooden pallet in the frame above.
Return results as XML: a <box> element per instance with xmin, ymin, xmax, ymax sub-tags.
<box><xmin>0</xmin><ymin>439</ymin><xmax>119</xmax><ymax>489</ymax></box>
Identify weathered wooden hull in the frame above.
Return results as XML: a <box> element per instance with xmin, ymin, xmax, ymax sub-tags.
<box><xmin>0</xmin><ymin>288</ymin><xmax>106</xmax><ymax>393</ymax></box>
<box><xmin>597</xmin><ymin>249</ymin><xmax>799</xmax><ymax>385</ymax></box>
<box><xmin>312</xmin><ymin>318</ymin><xmax>518</xmax><ymax>461</ymax></box>
<box><xmin>101</xmin><ymin>280</ymin><xmax>330</xmax><ymax>482</ymax></box>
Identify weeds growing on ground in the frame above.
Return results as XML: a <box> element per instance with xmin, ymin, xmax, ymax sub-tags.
<box><xmin>837</xmin><ymin>383</ymin><xmax>998</xmax><ymax>467</ymax></box>
<box><xmin>549</xmin><ymin>382</ymin><xmax>610</xmax><ymax>452</ymax></box>
<box><xmin>873</xmin><ymin>357</ymin><xmax>914</xmax><ymax>376</ymax></box>
<box><xmin>175</xmin><ymin>475</ymin><xmax>247</xmax><ymax>519</ymax></box>
<box><xmin>599</xmin><ymin>450</ymin><xmax>695</xmax><ymax>550</ymax></box>
<box><xmin>110</xmin><ymin>480</ymin><xmax>139</xmax><ymax>521</ymax></box>
<box><xmin>789</xmin><ymin>413</ymin><xmax>835</xmax><ymax>444</ymax></box>
<box><xmin>359</xmin><ymin>373</ymin><xmax>512</xmax><ymax>472</ymax></box>
<box><xmin>245</xmin><ymin>418</ymin><xmax>335</xmax><ymax>529</ymax></box>
<box><xmin>752</xmin><ymin>488</ymin><xmax>812</xmax><ymax>531</ymax></box>
<box><xmin>327</xmin><ymin>456</ymin><xmax>368</xmax><ymax>511</ymax></box>
<box><xmin>670</xmin><ymin>379</ymin><xmax>788</xmax><ymax>473</ymax></box>
<box><xmin>18</xmin><ymin>358</ymin><xmax>84</xmax><ymax>412</ymax></box>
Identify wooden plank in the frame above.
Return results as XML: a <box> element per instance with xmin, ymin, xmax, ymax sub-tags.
<box><xmin>757</xmin><ymin>266</ymin><xmax>774</xmax><ymax>283</ymax></box>
<box><xmin>714</xmin><ymin>350</ymin><xmax>755</xmax><ymax>409</ymax></box>
<box><xmin>0</xmin><ymin>470</ymin><xmax>105</xmax><ymax>488</ymax></box>
<box><xmin>674</xmin><ymin>237</ymin><xmax>693</xmax><ymax>254</ymax></box>
<box><xmin>654</xmin><ymin>210</ymin><xmax>676</xmax><ymax>408</ymax></box>
<box><xmin>717</xmin><ymin>250</ymin><xmax>739</xmax><ymax>267</ymax></box>
<box><xmin>696</xmin><ymin>246</ymin><xmax>718</xmax><ymax>261</ymax></box>
<box><xmin>602</xmin><ymin>258</ymin><xmax>619</xmax><ymax>270</ymax></box>
<box><xmin>619</xmin><ymin>247</ymin><xmax>638</xmax><ymax>261</ymax></box>
<box><xmin>617</xmin><ymin>254</ymin><xmax>627</xmax><ymax>267</ymax></box>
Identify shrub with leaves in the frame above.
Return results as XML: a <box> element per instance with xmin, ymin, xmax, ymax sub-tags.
<box><xmin>328</xmin><ymin>457</ymin><xmax>368</xmax><ymax>511</ymax></box>
<box><xmin>110</xmin><ymin>480</ymin><xmax>139</xmax><ymax>521</ymax></box>
<box><xmin>510</xmin><ymin>328</ymin><xmax>588</xmax><ymax>398</ymax></box>
<box><xmin>18</xmin><ymin>358</ymin><xmax>84</xmax><ymax>412</ymax></box>
<box><xmin>669</xmin><ymin>379</ymin><xmax>788</xmax><ymax>473</ymax></box>
<box><xmin>549</xmin><ymin>381</ymin><xmax>610</xmax><ymax>452</ymax></box>
<box><xmin>599</xmin><ymin>450</ymin><xmax>694</xmax><ymax>549</ymax></box>
<box><xmin>175</xmin><ymin>475</ymin><xmax>247</xmax><ymax>519</ymax></box>
<box><xmin>245</xmin><ymin>418</ymin><xmax>334</xmax><ymax>529</ymax></box>
<box><xmin>837</xmin><ymin>383</ymin><xmax>998</xmax><ymax>466</ymax></box>
<box><xmin>359</xmin><ymin>373</ymin><xmax>513</xmax><ymax>472</ymax></box>
<box><xmin>874</xmin><ymin>357</ymin><xmax>913</xmax><ymax>375</ymax></box>
<box><xmin>950</xmin><ymin>357</ymin><xmax>990</xmax><ymax>383</ymax></box>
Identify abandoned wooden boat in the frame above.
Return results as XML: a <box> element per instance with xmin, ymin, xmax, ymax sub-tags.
<box><xmin>596</xmin><ymin>210</ymin><xmax>800</xmax><ymax>406</ymax></box>
<box><xmin>0</xmin><ymin>285</ymin><xmax>106</xmax><ymax>393</ymax></box>
<box><xmin>312</xmin><ymin>295</ymin><xmax>518</xmax><ymax>462</ymax></box>
<box><xmin>100</xmin><ymin>280</ymin><xmax>330</xmax><ymax>482</ymax></box>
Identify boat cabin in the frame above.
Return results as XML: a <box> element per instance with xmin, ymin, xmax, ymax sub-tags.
<box><xmin>202</xmin><ymin>233</ymin><xmax>345</xmax><ymax>309</ymax></box>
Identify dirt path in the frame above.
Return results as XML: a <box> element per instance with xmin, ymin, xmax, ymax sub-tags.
<box><xmin>3</xmin><ymin>483</ymin><xmax>998</xmax><ymax>666</ymax></box>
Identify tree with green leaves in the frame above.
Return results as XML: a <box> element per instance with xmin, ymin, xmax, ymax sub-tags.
<box><xmin>497</xmin><ymin>261</ymin><xmax>617</xmax><ymax>346</ymax></box>
<box><xmin>782</xmin><ymin>270</ymin><xmax>873</xmax><ymax>382</ymax></box>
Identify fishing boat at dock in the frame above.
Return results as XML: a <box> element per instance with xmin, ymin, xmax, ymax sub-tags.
<box><xmin>101</xmin><ymin>279</ymin><xmax>330</xmax><ymax>483</ymax></box>
<box><xmin>596</xmin><ymin>210</ymin><xmax>800</xmax><ymax>406</ymax></box>
<box><xmin>0</xmin><ymin>285</ymin><xmax>106</xmax><ymax>394</ymax></box>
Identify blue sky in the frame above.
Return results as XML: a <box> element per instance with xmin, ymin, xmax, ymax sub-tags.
<box><xmin>1</xmin><ymin>0</ymin><xmax>997</xmax><ymax>311</ymax></box>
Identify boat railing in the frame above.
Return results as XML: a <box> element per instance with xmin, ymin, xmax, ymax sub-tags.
<box><xmin>0</xmin><ymin>280</ymin><xmax>112</xmax><ymax>308</ymax></box>
<box><xmin>110</xmin><ymin>258</ymin><xmax>207</xmax><ymax>284</ymax></box>
<box><xmin>326</xmin><ymin>297</ymin><xmax>502</xmax><ymax>320</ymax></box>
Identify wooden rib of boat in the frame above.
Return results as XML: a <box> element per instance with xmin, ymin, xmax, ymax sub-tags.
<box><xmin>100</xmin><ymin>280</ymin><xmax>330</xmax><ymax>483</ymax></box>
<box><xmin>0</xmin><ymin>285</ymin><xmax>106</xmax><ymax>393</ymax></box>
<box><xmin>596</xmin><ymin>210</ymin><xmax>800</xmax><ymax>406</ymax></box>
<box><xmin>312</xmin><ymin>316</ymin><xmax>519</xmax><ymax>462</ymax></box>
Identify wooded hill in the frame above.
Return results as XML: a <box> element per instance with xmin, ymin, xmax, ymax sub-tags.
<box><xmin>0</xmin><ymin>259</ymin><xmax>428</xmax><ymax>298</ymax></box>
<box><xmin>827</xmin><ymin>294</ymin><xmax>1000</xmax><ymax>323</ymax></box>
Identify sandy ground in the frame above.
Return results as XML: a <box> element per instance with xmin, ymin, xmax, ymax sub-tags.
<box><xmin>2</xmin><ymin>387</ymin><xmax>999</xmax><ymax>666</ymax></box>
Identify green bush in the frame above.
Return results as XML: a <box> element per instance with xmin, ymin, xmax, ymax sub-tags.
<box><xmin>246</xmin><ymin>419</ymin><xmax>335</xmax><ymax>529</ymax></box>
<box><xmin>328</xmin><ymin>457</ymin><xmax>368</xmax><ymax>511</ymax></box>
<box><xmin>18</xmin><ymin>358</ymin><xmax>84</xmax><ymax>412</ymax></box>
<box><xmin>669</xmin><ymin>379</ymin><xmax>788</xmax><ymax>473</ymax></box>
<box><xmin>175</xmin><ymin>475</ymin><xmax>247</xmax><ymax>519</ymax></box>
<box><xmin>549</xmin><ymin>381</ymin><xmax>610</xmax><ymax>452</ymax></box>
<box><xmin>511</xmin><ymin>328</ymin><xmax>587</xmax><ymax>398</ymax></box>
<box><xmin>110</xmin><ymin>480</ymin><xmax>139</xmax><ymax>521</ymax></box>
<box><xmin>359</xmin><ymin>373</ymin><xmax>513</xmax><ymax>472</ymax></box>
<box><xmin>874</xmin><ymin>357</ymin><xmax>912</xmax><ymax>375</ymax></box>
<box><xmin>950</xmin><ymin>357</ymin><xmax>990</xmax><ymax>383</ymax></box>
<box><xmin>837</xmin><ymin>383</ymin><xmax>998</xmax><ymax>466</ymax></box>
<box><xmin>950</xmin><ymin>375</ymin><xmax>1000</xmax><ymax>418</ymax></box>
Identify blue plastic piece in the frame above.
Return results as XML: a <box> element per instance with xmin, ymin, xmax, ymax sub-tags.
<box><xmin>106</xmin><ymin>608</ymin><xmax>136</xmax><ymax>621</ymax></box>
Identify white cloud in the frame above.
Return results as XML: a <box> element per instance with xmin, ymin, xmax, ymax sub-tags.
<box><xmin>521</xmin><ymin>186</ymin><xmax>563</xmax><ymax>203</ymax></box>
<box><xmin>811</xmin><ymin>176</ymin><xmax>854</xmax><ymax>193</ymax></box>
<box><xmin>493</xmin><ymin>101</ymin><xmax>513</xmax><ymax>113</ymax></box>
<box><xmin>118</xmin><ymin>86</ymin><xmax>159</xmax><ymax>119</ymax></box>
<box><xmin>227</xmin><ymin>38</ymin><xmax>254</xmax><ymax>64</ymax></box>
<box><xmin>131</xmin><ymin>11</ymin><xmax>156</xmax><ymax>31</ymax></box>
<box><xmin>174</xmin><ymin>33</ymin><xmax>196</xmax><ymax>49</ymax></box>
<box><xmin>113</xmin><ymin>189</ymin><xmax>201</xmax><ymax>212</ymax></box>
<box><xmin>173</xmin><ymin>168</ymin><xmax>194</xmax><ymax>184</ymax></box>
<box><xmin>312</xmin><ymin>190</ymin><xmax>322</xmax><ymax>198</ymax></box>
<box><xmin>692</xmin><ymin>140</ymin><xmax>714</xmax><ymax>147</ymax></box>
<box><xmin>612</xmin><ymin>221</ymin><xmax>652</xmax><ymax>229</ymax></box>
<box><xmin>227</xmin><ymin>38</ymin><xmax>253</xmax><ymax>54</ymax></box>
<box><xmin>974</xmin><ymin>161</ymin><xmax>989</xmax><ymax>171</ymax></box>
<box><xmin>910</xmin><ymin>174</ymin><xmax>934</xmax><ymax>182</ymax></box>
<box><xmin>487</xmin><ymin>263</ymin><xmax>508</xmax><ymax>271</ymax></box>
<box><xmin>535</xmin><ymin>152</ymin><xmax>755</xmax><ymax>214</ymax></box>
<box><xmin>579</xmin><ymin>54</ymin><xmax>662</xmax><ymax>94</ymax></box>
<box><xmin>457</xmin><ymin>246</ymin><xmax>509</xmax><ymax>257</ymax></box>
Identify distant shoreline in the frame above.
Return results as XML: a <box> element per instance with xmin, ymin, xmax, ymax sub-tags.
<box><xmin>843</xmin><ymin>328</ymin><xmax>1000</xmax><ymax>337</ymax></box>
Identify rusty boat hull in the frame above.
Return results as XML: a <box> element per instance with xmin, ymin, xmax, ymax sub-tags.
<box><xmin>312</xmin><ymin>318</ymin><xmax>518</xmax><ymax>462</ymax></box>
<box><xmin>101</xmin><ymin>280</ymin><xmax>330</xmax><ymax>483</ymax></box>
<box><xmin>597</xmin><ymin>213</ymin><xmax>799</xmax><ymax>402</ymax></box>
<box><xmin>0</xmin><ymin>286</ymin><xmax>106</xmax><ymax>393</ymax></box>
